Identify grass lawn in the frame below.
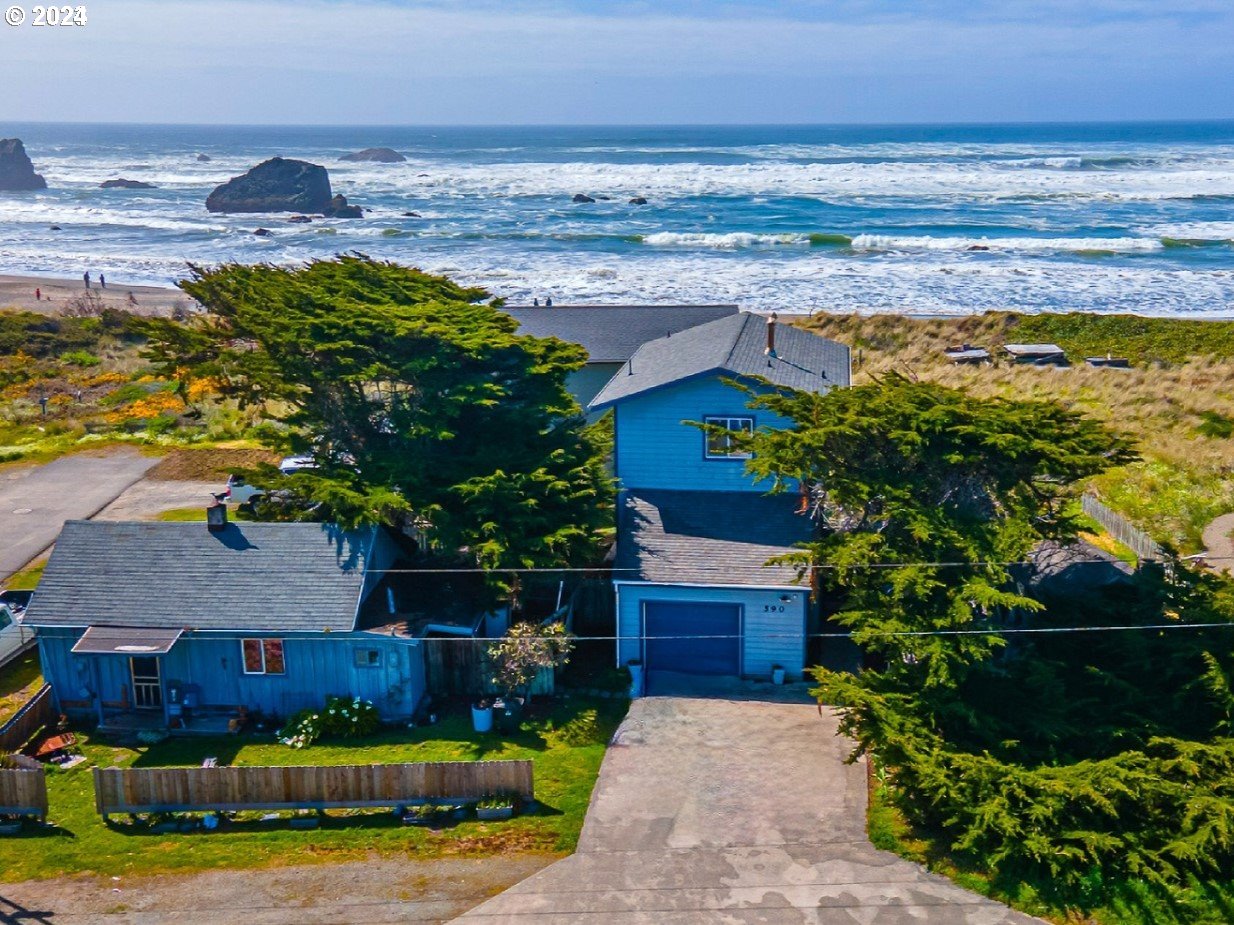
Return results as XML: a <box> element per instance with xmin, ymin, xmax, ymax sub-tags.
<box><xmin>0</xmin><ymin>650</ymin><xmax>43</xmax><ymax>726</ymax></box>
<box><xmin>4</xmin><ymin>560</ymin><xmax>45</xmax><ymax>591</ymax></box>
<box><xmin>0</xmin><ymin>694</ymin><xmax>625</xmax><ymax>883</ymax></box>
<box><xmin>867</xmin><ymin>766</ymin><xmax>1234</xmax><ymax>925</ymax></box>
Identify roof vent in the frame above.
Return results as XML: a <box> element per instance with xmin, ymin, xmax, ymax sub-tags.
<box><xmin>206</xmin><ymin>499</ymin><xmax>228</xmax><ymax>532</ymax></box>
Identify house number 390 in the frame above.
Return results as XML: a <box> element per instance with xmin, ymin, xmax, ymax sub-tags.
<box><xmin>763</xmin><ymin>604</ymin><xmax>785</xmax><ymax>613</ymax></box>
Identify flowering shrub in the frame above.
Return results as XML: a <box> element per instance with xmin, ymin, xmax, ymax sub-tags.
<box><xmin>278</xmin><ymin>696</ymin><xmax>380</xmax><ymax>748</ymax></box>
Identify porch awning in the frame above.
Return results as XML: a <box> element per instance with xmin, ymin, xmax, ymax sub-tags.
<box><xmin>71</xmin><ymin>626</ymin><xmax>184</xmax><ymax>655</ymax></box>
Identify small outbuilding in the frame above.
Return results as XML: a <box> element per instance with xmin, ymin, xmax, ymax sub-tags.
<box><xmin>943</xmin><ymin>344</ymin><xmax>991</xmax><ymax>364</ymax></box>
<box><xmin>1004</xmin><ymin>343</ymin><xmax>1067</xmax><ymax>366</ymax></box>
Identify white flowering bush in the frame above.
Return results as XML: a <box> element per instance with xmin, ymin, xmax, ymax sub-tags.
<box><xmin>278</xmin><ymin>696</ymin><xmax>380</xmax><ymax>748</ymax></box>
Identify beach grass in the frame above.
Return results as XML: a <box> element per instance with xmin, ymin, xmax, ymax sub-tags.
<box><xmin>800</xmin><ymin>312</ymin><xmax>1234</xmax><ymax>552</ymax></box>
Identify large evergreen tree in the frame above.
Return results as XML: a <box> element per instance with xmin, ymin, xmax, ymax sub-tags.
<box><xmin>144</xmin><ymin>256</ymin><xmax>611</xmax><ymax>573</ymax></box>
<box><xmin>725</xmin><ymin>376</ymin><xmax>1234</xmax><ymax>902</ymax></box>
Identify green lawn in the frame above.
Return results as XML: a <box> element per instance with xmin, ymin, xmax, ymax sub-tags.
<box><xmin>868</xmin><ymin>767</ymin><xmax>1234</xmax><ymax>925</ymax></box>
<box><xmin>0</xmin><ymin>695</ymin><xmax>625</xmax><ymax>882</ymax></box>
<box><xmin>4</xmin><ymin>560</ymin><xmax>45</xmax><ymax>591</ymax></box>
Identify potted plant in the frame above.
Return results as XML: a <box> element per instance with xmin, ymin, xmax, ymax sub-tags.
<box><xmin>475</xmin><ymin>794</ymin><xmax>516</xmax><ymax>821</ymax></box>
<box><xmin>487</xmin><ymin>620</ymin><xmax>575</xmax><ymax>718</ymax></box>
<box><xmin>471</xmin><ymin>698</ymin><xmax>494</xmax><ymax>733</ymax></box>
<box><xmin>771</xmin><ymin>664</ymin><xmax>786</xmax><ymax>685</ymax></box>
<box><xmin>627</xmin><ymin>659</ymin><xmax>645</xmax><ymax>698</ymax></box>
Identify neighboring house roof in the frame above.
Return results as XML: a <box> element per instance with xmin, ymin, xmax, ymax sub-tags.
<box><xmin>616</xmin><ymin>489</ymin><xmax>812</xmax><ymax>587</ymax></box>
<box><xmin>503</xmin><ymin>304</ymin><xmax>739</xmax><ymax>363</ymax></box>
<box><xmin>24</xmin><ymin>520</ymin><xmax>375</xmax><ymax>633</ymax></box>
<box><xmin>1020</xmin><ymin>539</ymin><xmax>1134</xmax><ymax>596</ymax></box>
<box><xmin>589</xmin><ymin>312</ymin><xmax>850</xmax><ymax>410</ymax></box>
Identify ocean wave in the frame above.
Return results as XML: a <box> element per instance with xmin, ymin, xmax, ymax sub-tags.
<box><xmin>848</xmin><ymin>234</ymin><xmax>1168</xmax><ymax>255</ymax></box>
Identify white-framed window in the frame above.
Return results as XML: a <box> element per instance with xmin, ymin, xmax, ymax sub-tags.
<box><xmin>704</xmin><ymin>416</ymin><xmax>754</xmax><ymax>459</ymax></box>
<box><xmin>354</xmin><ymin>647</ymin><xmax>382</xmax><ymax>668</ymax></box>
<box><xmin>241</xmin><ymin>638</ymin><xmax>286</xmax><ymax>675</ymax></box>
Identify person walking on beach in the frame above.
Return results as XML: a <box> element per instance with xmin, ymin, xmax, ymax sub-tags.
<box><xmin>99</xmin><ymin>274</ymin><xmax>106</xmax><ymax>289</ymax></box>
<box><xmin>83</xmin><ymin>271</ymin><xmax>90</xmax><ymax>289</ymax></box>
<box><xmin>533</xmin><ymin>297</ymin><xmax>540</xmax><ymax>306</ymax></box>
<box><xmin>34</xmin><ymin>287</ymin><xmax>40</xmax><ymax>302</ymax></box>
<box><xmin>545</xmin><ymin>296</ymin><xmax>553</xmax><ymax>307</ymax></box>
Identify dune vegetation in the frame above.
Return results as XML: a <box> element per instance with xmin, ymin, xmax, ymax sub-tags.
<box><xmin>799</xmin><ymin>311</ymin><xmax>1234</xmax><ymax>553</ymax></box>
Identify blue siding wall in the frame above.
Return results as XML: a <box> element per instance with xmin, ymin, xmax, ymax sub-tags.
<box><xmin>614</xmin><ymin>583</ymin><xmax>808</xmax><ymax>680</ymax></box>
<box><xmin>37</xmin><ymin>627</ymin><xmax>425</xmax><ymax>721</ymax></box>
<box><xmin>612</xmin><ymin>376</ymin><xmax>793</xmax><ymax>492</ymax></box>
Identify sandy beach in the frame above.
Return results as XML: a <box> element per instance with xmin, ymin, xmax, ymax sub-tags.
<box><xmin>0</xmin><ymin>273</ymin><xmax>189</xmax><ymax>316</ymax></box>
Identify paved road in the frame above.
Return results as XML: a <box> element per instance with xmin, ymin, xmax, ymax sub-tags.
<box><xmin>0</xmin><ymin>449</ymin><xmax>159</xmax><ymax>581</ymax></box>
<box><xmin>457</xmin><ymin>692</ymin><xmax>1041</xmax><ymax>924</ymax></box>
<box><xmin>1202</xmin><ymin>512</ymin><xmax>1234</xmax><ymax>576</ymax></box>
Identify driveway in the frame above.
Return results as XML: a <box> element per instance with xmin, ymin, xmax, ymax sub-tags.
<box><xmin>457</xmin><ymin>691</ymin><xmax>1041</xmax><ymax>924</ymax></box>
<box><xmin>0</xmin><ymin>448</ymin><xmax>158</xmax><ymax>580</ymax></box>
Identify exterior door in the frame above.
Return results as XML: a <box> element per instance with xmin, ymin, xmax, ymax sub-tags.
<box><xmin>130</xmin><ymin>656</ymin><xmax>163</xmax><ymax>710</ymax></box>
<box><xmin>644</xmin><ymin>601</ymin><xmax>741</xmax><ymax>676</ymax></box>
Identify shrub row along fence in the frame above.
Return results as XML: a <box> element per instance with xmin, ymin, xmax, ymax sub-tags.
<box><xmin>0</xmin><ymin>684</ymin><xmax>56</xmax><ymax>754</ymax></box>
<box><xmin>93</xmin><ymin>759</ymin><xmax>534</xmax><ymax>817</ymax></box>
<box><xmin>0</xmin><ymin>765</ymin><xmax>48</xmax><ymax>819</ymax></box>
<box><xmin>1081</xmin><ymin>492</ymin><xmax>1165</xmax><ymax>564</ymax></box>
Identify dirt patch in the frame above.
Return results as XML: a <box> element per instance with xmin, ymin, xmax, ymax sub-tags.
<box><xmin>93</xmin><ymin>479</ymin><xmax>221</xmax><ymax>521</ymax></box>
<box><xmin>147</xmin><ymin>448</ymin><xmax>280</xmax><ymax>482</ymax></box>
<box><xmin>0</xmin><ymin>854</ymin><xmax>556</xmax><ymax>924</ymax></box>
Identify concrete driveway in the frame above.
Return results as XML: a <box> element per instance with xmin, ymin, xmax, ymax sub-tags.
<box><xmin>457</xmin><ymin>692</ymin><xmax>1041</xmax><ymax>924</ymax></box>
<box><xmin>0</xmin><ymin>448</ymin><xmax>158</xmax><ymax>580</ymax></box>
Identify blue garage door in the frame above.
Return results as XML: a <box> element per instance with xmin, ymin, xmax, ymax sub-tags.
<box><xmin>644</xmin><ymin>601</ymin><xmax>741</xmax><ymax>676</ymax></box>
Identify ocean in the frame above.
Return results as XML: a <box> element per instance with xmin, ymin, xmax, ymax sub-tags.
<box><xmin>3</xmin><ymin>121</ymin><xmax>1234</xmax><ymax>316</ymax></box>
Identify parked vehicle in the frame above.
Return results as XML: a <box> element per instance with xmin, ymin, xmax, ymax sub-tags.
<box><xmin>278</xmin><ymin>455</ymin><xmax>317</xmax><ymax>475</ymax></box>
<box><xmin>0</xmin><ymin>589</ymin><xmax>33</xmax><ymax>616</ymax></box>
<box><xmin>224</xmin><ymin>473</ymin><xmax>265</xmax><ymax>505</ymax></box>
<box><xmin>0</xmin><ymin>604</ymin><xmax>34</xmax><ymax>667</ymax></box>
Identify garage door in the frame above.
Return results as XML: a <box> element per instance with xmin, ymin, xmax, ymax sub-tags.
<box><xmin>644</xmin><ymin>601</ymin><xmax>741</xmax><ymax>676</ymax></box>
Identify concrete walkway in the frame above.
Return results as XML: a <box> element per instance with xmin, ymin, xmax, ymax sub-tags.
<box><xmin>0</xmin><ymin>448</ymin><xmax>159</xmax><ymax>580</ymax></box>
<box><xmin>1202</xmin><ymin>512</ymin><xmax>1234</xmax><ymax>576</ymax></box>
<box><xmin>457</xmin><ymin>693</ymin><xmax>1041</xmax><ymax>924</ymax></box>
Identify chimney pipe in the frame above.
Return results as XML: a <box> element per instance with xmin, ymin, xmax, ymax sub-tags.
<box><xmin>207</xmin><ymin>496</ymin><xmax>228</xmax><ymax>532</ymax></box>
<box><xmin>765</xmin><ymin>312</ymin><xmax>777</xmax><ymax>363</ymax></box>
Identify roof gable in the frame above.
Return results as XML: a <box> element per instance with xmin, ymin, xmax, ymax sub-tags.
<box><xmin>503</xmin><ymin>304</ymin><xmax>738</xmax><ymax>363</ymax></box>
<box><xmin>589</xmin><ymin>313</ymin><xmax>850</xmax><ymax>410</ymax></box>
<box><xmin>25</xmin><ymin>520</ymin><xmax>376</xmax><ymax>633</ymax></box>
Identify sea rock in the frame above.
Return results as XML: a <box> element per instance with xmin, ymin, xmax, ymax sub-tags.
<box><xmin>49</xmin><ymin>225</ymin><xmax>61</xmax><ymax>231</ymax></box>
<box><xmin>967</xmin><ymin>245</ymin><xmax>990</xmax><ymax>252</ymax></box>
<box><xmin>595</xmin><ymin>195</ymin><xmax>612</xmax><ymax>200</ymax></box>
<box><xmin>197</xmin><ymin>154</ymin><xmax>212</xmax><ymax>162</ymax></box>
<box><xmin>572</xmin><ymin>193</ymin><xmax>595</xmax><ymax>203</ymax></box>
<box><xmin>287</xmin><ymin>214</ymin><xmax>313</xmax><ymax>223</ymax></box>
<box><xmin>339</xmin><ymin>147</ymin><xmax>406</xmax><ymax>163</ymax></box>
<box><xmin>629</xmin><ymin>196</ymin><xmax>648</xmax><ymax>205</ymax></box>
<box><xmin>206</xmin><ymin>157</ymin><xmax>333</xmax><ymax>214</ymax></box>
<box><xmin>0</xmin><ymin>138</ymin><xmax>47</xmax><ymax>191</ymax></box>
<box><xmin>323</xmin><ymin>194</ymin><xmax>363</xmax><ymax>218</ymax></box>
<box><xmin>100</xmin><ymin>178</ymin><xmax>157</xmax><ymax>189</ymax></box>
<box><xmin>402</xmin><ymin>211</ymin><xmax>421</xmax><ymax>218</ymax></box>
<box><xmin>253</xmin><ymin>228</ymin><xmax>273</xmax><ymax>236</ymax></box>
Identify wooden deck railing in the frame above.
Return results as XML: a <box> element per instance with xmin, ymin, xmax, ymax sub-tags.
<box><xmin>0</xmin><ymin>684</ymin><xmax>55</xmax><ymax>754</ymax></box>
<box><xmin>93</xmin><ymin>759</ymin><xmax>534</xmax><ymax>816</ymax></box>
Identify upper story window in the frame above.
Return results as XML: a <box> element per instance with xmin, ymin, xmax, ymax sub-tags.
<box><xmin>704</xmin><ymin>416</ymin><xmax>754</xmax><ymax>459</ymax></box>
<box><xmin>242</xmin><ymin>638</ymin><xmax>286</xmax><ymax>675</ymax></box>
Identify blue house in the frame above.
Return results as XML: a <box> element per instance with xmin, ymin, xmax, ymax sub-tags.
<box><xmin>588</xmin><ymin>312</ymin><xmax>850</xmax><ymax>684</ymax></box>
<box><xmin>24</xmin><ymin>516</ymin><xmax>429</xmax><ymax>732</ymax></box>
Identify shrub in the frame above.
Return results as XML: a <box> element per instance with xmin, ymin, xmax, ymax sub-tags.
<box><xmin>60</xmin><ymin>350</ymin><xmax>100</xmax><ymax>367</ymax></box>
<box><xmin>278</xmin><ymin>696</ymin><xmax>380</xmax><ymax>748</ymax></box>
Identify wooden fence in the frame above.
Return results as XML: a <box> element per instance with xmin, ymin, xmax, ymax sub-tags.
<box><xmin>1082</xmin><ymin>493</ymin><xmax>1165</xmax><ymax>564</ymax></box>
<box><xmin>0</xmin><ymin>766</ymin><xmax>48</xmax><ymax>818</ymax></box>
<box><xmin>423</xmin><ymin>638</ymin><xmax>553</xmax><ymax>698</ymax></box>
<box><xmin>93</xmin><ymin>759</ymin><xmax>534</xmax><ymax>816</ymax></box>
<box><xmin>0</xmin><ymin>684</ymin><xmax>55</xmax><ymax>754</ymax></box>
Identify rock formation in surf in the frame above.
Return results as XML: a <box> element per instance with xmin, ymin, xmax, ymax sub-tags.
<box><xmin>206</xmin><ymin>158</ymin><xmax>333</xmax><ymax>214</ymax></box>
<box><xmin>340</xmin><ymin>147</ymin><xmax>406</xmax><ymax>163</ymax></box>
<box><xmin>0</xmin><ymin>139</ymin><xmax>47</xmax><ymax>191</ymax></box>
<box><xmin>100</xmin><ymin>178</ymin><xmax>157</xmax><ymax>189</ymax></box>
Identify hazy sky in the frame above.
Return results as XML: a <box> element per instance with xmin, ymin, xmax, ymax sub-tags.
<box><xmin>2</xmin><ymin>0</ymin><xmax>1233</xmax><ymax>124</ymax></box>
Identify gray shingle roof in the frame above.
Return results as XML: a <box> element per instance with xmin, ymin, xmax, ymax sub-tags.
<box><xmin>503</xmin><ymin>304</ymin><xmax>738</xmax><ymax>363</ymax></box>
<box><xmin>25</xmin><ymin>520</ymin><xmax>375</xmax><ymax>632</ymax></box>
<box><xmin>616</xmin><ymin>489</ymin><xmax>812</xmax><ymax>587</ymax></box>
<box><xmin>589</xmin><ymin>313</ymin><xmax>850</xmax><ymax>410</ymax></box>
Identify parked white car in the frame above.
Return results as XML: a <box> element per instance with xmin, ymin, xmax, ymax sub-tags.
<box><xmin>0</xmin><ymin>604</ymin><xmax>33</xmax><ymax>668</ymax></box>
<box><xmin>222</xmin><ymin>456</ymin><xmax>319</xmax><ymax>505</ymax></box>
